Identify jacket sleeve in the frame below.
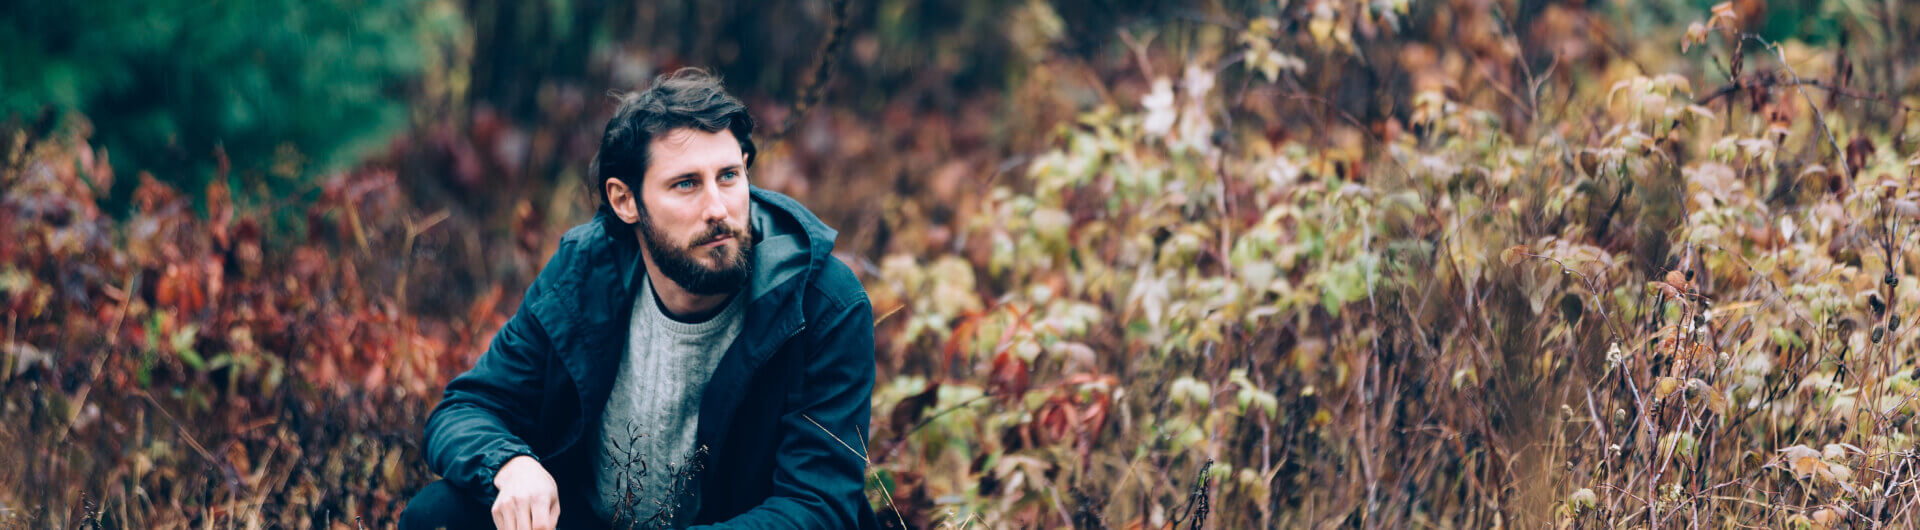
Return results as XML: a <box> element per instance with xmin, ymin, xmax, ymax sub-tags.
<box><xmin>422</xmin><ymin>278</ymin><xmax>554</xmax><ymax>503</ymax></box>
<box><xmin>696</xmin><ymin>291</ymin><xmax>877</xmax><ymax>529</ymax></box>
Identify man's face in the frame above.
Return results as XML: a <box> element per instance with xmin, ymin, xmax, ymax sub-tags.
<box><xmin>632</xmin><ymin>128</ymin><xmax>753</xmax><ymax>295</ymax></box>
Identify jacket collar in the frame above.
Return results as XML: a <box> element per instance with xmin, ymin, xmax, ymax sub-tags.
<box><xmin>593</xmin><ymin>186</ymin><xmax>835</xmax><ymax>312</ymax></box>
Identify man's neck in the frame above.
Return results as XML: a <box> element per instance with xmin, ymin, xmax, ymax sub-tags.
<box><xmin>641</xmin><ymin>259</ymin><xmax>735</xmax><ymax>320</ymax></box>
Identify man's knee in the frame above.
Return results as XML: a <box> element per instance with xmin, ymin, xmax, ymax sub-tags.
<box><xmin>400</xmin><ymin>480</ymin><xmax>493</xmax><ymax>530</ymax></box>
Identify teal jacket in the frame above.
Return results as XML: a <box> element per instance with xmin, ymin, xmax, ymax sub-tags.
<box><xmin>423</xmin><ymin>188</ymin><xmax>880</xmax><ymax>529</ymax></box>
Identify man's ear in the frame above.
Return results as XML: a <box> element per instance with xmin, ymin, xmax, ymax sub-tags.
<box><xmin>605</xmin><ymin>178</ymin><xmax>643</xmax><ymax>224</ymax></box>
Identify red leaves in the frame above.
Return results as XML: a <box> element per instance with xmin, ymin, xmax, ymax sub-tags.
<box><xmin>1028</xmin><ymin>374</ymin><xmax>1117</xmax><ymax>457</ymax></box>
<box><xmin>155</xmin><ymin>258</ymin><xmax>222</xmax><ymax>316</ymax></box>
<box><xmin>888</xmin><ymin>380</ymin><xmax>941</xmax><ymax>437</ymax></box>
<box><xmin>1844</xmin><ymin>136</ymin><xmax>1874</xmax><ymax>178</ymax></box>
<box><xmin>987</xmin><ymin>349</ymin><xmax>1030</xmax><ymax>402</ymax></box>
<box><xmin>8</xmin><ymin>134</ymin><xmax>488</xmax><ymax>415</ymax></box>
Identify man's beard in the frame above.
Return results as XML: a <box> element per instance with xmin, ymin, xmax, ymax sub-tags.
<box><xmin>638</xmin><ymin>213</ymin><xmax>753</xmax><ymax>296</ymax></box>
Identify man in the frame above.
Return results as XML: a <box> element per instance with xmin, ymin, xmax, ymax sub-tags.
<box><xmin>402</xmin><ymin>68</ymin><xmax>880</xmax><ymax>530</ymax></box>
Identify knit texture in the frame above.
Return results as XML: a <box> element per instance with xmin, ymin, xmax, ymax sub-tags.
<box><xmin>592</xmin><ymin>275</ymin><xmax>743</xmax><ymax>528</ymax></box>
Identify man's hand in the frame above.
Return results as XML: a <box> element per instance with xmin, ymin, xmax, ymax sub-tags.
<box><xmin>492</xmin><ymin>455</ymin><xmax>560</xmax><ymax>530</ymax></box>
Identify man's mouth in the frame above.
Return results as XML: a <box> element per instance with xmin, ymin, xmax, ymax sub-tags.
<box><xmin>700</xmin><ymin>234</ymin><xmax>733</xmax><ymax>247</ymax></box>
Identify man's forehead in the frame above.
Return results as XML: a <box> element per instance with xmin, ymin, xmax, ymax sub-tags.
<box><xmin>647</xmin><ymin>128</ymin><xmax>742</xmax><ymax>171</ymax></box>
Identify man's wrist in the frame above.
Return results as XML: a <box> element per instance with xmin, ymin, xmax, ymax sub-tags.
<box><xmin>482</xmin><ymin>449</ymin><xmax>537</xmax><ymax>494</ymax></box>
<box><xmin>496</xmin><ymin>454</ymin><xmax>539</xmax><ymax>483</ymax></box>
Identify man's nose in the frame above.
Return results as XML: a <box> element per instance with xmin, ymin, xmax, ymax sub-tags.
<box><xmin>701</xmin><ymin>181</ymin><xmax>730</xmax><ymax>220</ymax></box>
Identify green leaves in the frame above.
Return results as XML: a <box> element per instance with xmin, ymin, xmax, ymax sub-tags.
<box><xmin>1319</xmin><ymin>253</ymin><xmax>1377</xmax><ymax>317</ymax></box>
<box><xmin>4</xmin><ymin>0</ymin><xmax>455</xmax><ymax>211</ymax></box>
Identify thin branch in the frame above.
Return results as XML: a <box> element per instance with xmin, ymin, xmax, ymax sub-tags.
<box><xmin>1745</xmin><ymin>34</ymin><xmax>1851</xmax><ymax>177</ymax></box>
<box><xmin>1696</xmin><ymin>74</ymin><xmax>1920</xmax><ymax>113</ymax></box>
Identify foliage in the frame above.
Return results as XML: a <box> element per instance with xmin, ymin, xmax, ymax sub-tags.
<box><xmin>858</xmin><ymin>0</ymin><xmax>1920</xmax><ymax>527</ymax></box>
<box><xmin>0</xmin><ymin>0</ymin><xmax>465</xmax><ymax>212</ymax></box>
<box><xmin>0</xmin><ymin>125</ymin><xmax>515</xmax><ymax>527</ymax></box>
<box><xmin>8</xmin><ymin>0</ymin><xmax>1920</xmax><ymax>528</ymax></box>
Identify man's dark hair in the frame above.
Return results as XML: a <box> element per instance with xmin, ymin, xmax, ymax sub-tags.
<box><xmin>592</xmin><ymin>67</ymin><xmax>757</xmax><ymax>213</ymax></box>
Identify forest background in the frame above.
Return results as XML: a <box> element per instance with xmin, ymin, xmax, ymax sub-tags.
<box><xmin>6</xmin><ymin>0</ymin><xmax>1920</xmax><ymax>528</ymax></box>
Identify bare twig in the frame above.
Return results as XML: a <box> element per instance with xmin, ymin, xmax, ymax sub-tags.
<box><xmin>771</xmin><ymin>0</ymin><xmax>849</xmax><ymax>146</ymax></box>
<box><xmin>1745</xmin><ymin>34</ymin><xmax>1851</xmax><ymax>177</ymax></box>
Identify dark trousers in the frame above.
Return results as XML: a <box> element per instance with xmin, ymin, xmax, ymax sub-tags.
<box><xmin>399</xmin><ymin>480</ymin><xmax>495</xmax><ymax>530</ymax></box>
<box><xmin>401</xmin><ymin>481</ymin><xmax>610</xmax><ymax>526</ymax></box>
<box><xmin>400</xmin><ymin>481</ymin><xmax>610</xmax><ymax>530</ymax></box>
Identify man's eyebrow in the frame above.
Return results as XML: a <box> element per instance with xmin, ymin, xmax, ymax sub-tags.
<box><xmin>663</xmin><ymin>164</ymin><xmax>744</xmax><ymax>184</ymax></box>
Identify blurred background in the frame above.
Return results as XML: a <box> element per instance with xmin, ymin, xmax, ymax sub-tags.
<box><xmin>6</xmin><ymin>0</ymin><xmax>1920</xmax><ymax>528</ymax></box>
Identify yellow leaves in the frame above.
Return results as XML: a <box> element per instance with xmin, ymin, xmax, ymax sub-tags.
<box><xmin>1653</xmin><ymin>376</ymin><xmax>1683</xmax><ymax>401</ymax></box>
<box><xmin>1229</xmin><ymin>369</ymin><xmax>1278</xmax><ymax>420</ymax></box>
<box><xmin>1500</xmin><ymin>245</ymin><xmax>1529</xmax><ymax>267</ymax></box>
<box><xmin>1696</xmin><ymin>380</ymin><xmax>1728</xmax><ymax>415</ymax></box>
<box><xmin>1687</xmin><ymin>162</ymin><xmax>1741</xmax><ymax>208</ymax></box>
<box><xmin>1248</xmin><ymin>49</ymin><xmax>1307</xmax><ymax>84</ymax></box>
<box><xmin>1649</xmin><ymin>74</ymin><xmax>1692</xmax><ymax>98</ymax></box>
<box><xmin>1242</xmin><ymin>17</ymin><xmax>1306</xmax><ymax>83</ymax></box>
<box><xmin>1787</xmin><ymin>456</ymin><xmax>1852</xmax><ymax>486</ymax></box>
<box><xmin>1709</xmin><ymin>1</ymin><xmax>1737</xmax><ymax>20</ymax></box>
<box><xmin>1775</xmin><ymin>444</ymin><xmax>1861</xmax><ymax>494</ymax></box>
<box><xmin>1682</xmin><ymin>22</ymin><xmax>1709</xmax><ymax>54</ymax></box>
<box><xmin>1030</xmin><ymin>207</ymin><xmax>1073</xmax><ymax>249</ymax></box>
<box><xmin>1809</xmin><ymin>508</ymin><xmax>1840</xmax><ymax>528</ymax></box>
<box><xmin>1659</xmin><ymin>431</ymin><xmax>1697</xmax><ymax>459</ymax></box>
<box><xmin>1605</xmin><ymin>78</ymin><xmax>1644</xmax><ymax>109</ymax></box>
<box><xmin>1305</xmin><ymin>3</ymin><xmax>1352</xmax><ymax>53</ymax></box>
<box><xmin>1005</xmin><ymin>0</ymin><xmax>1064</xmax><ymax>62</ymax></box>
<box><xmin>1605</xmin><ymin>74</ymin><xmax>1703</xmax><ymax>139</ymax></box>
<box><xmin>1410</xmin><ymin>90</ymin><xmax>1453</xmax><ymax>129</ymax></box>
<box><xmin>1650</xmin><ymin>376</ymin><xmax>1727</xmax><ymax>415</ymax></box>
<box><xmin>928</xmin><ymin>257</ymin><xmax>985</xmax><ymax>317</ymax></box>
<box><xmin>1170</xmin><ymin>376</ymin><xmax>1211</xmax><ymax>407</ymax></box>
<box><xmin>1786</xmin><ymin>507</ymin><xmax>1844</xmax><ymax>530</ymax></box>
<box><xmin>1682</xmin><ymin>3</ymin><xmax>1740</xmax><ymax>53</ymax></box>
<box><xmin>1565</xmin><ymin>487</ymin><xmax>1598</xmax><ymax>514</ymax></box>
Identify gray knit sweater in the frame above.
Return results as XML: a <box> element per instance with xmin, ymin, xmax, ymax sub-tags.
<box><xmin>592</xmin><ymin>275</ymin><xmax>743</xmax><ymax>528</ymax></box>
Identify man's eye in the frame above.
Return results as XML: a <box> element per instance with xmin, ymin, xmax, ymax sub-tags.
<box><xmin>673</xmin><ymin>179</ymin><xmax>697</xmax><ymax>190</ymax></box>
<box><xmin>719</xmin><ymin>171</ymin><xmax>740</xmax><ymax>182</ymax></box>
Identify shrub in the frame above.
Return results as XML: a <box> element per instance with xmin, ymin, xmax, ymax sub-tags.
<box><xmin>0</xmin><ymin>0</ymin><xmax>463</xmax><ymax>212</ymax></box>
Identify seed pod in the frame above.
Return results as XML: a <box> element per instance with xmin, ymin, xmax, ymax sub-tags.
<box><xmin>1894</xmin><ymin>314</ymin><xmax>1904</xmax><ymax>332</ymax></box>
<box><xmin>1568</xmin><ymin>488</ymin><xmax>1599</xmax><ymax>513</ymax></box>
<box><xmin>1874</xmin><ymin>326</ymin><xmax>1886</xmax><ymax>343</ymax></box>
<box><xmin>1889</xmin><ymin>273</ymin><xmax>1900</xmax><ymax>287</ymax></box>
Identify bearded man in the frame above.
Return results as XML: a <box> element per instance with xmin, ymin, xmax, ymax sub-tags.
<box><xmin>402</xmin><ymin>68</ymin><xmax>880</xmax><ymax>530</ymax></box>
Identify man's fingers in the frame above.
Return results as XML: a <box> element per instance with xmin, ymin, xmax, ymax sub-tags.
<box><xmin>491</xmin><ymin>499</ymin><xmax>512</xmax><ymax>530</ymax></box>
<box><xmin>548</xmin><ymin>496</ymin><xmax>562</xmax><ymax>527</ymax></box>
<box><xmin>530</xmin><ymin>496</ymin><xmax>555</xmax><ymax>530</ymax></box>
<box><xmin>513</xmin><ymin>496</ymin><xmax>534</xmax><ymax>530</ymax></box>
<box><xmin>494</xmin><ymin>497</ymin><xmax>527</xmax><ymax>530</ymax></box>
